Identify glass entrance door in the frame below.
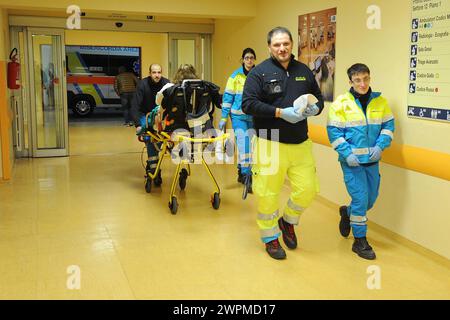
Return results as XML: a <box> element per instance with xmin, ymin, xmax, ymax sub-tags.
<box><xmin>27</xmin><ymin>28</ymin><xmax>68</xmax><ymax>157</ymax></box>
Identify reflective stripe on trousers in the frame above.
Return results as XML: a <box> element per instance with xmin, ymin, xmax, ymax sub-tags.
<box><xmin>231</xmin><ymin>116</ymin><xmax>254</xmax><ymax>175</ymax></box>
<box><xmin>257</xmin><ymin>210</ymin><xmax>281</xmax><ymax>240</ymax></box>
<box><xmin>340</xmin><ymin>162</ymin><xmax>380</xmax><ymax>238</ymax></box>
<box><xmin>283</xmin><ymin>198</ymin><xmax>305</xmax><ymax>225</ymax></box>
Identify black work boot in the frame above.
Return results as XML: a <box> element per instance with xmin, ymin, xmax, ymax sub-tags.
<box><xmin>242</xmin><ymin>173</ymin><xmax>253</xmax><ymax>200</ymax></box>
<box><xmin>237</xmin><ymin>167</ymin><xmax>244</xmax><ymax>184</ymax></box>
<box><xmin>339</xmin><ymin>206</ymin><xmax>351</xmax><ymax>237</ymax></box>
<box><xmin>245</xmin><ymin>172</ymin><xmax>252</xmax><ymax>193</ymax></box>
<box><xmin>265</xmin><ymin>239</ymin><xmax>286</xmax><ymax>260</ymax></box>
<box><xmin>153</xmin><ymin>170</ymin><xmax>162</xmax><ymax>187</ymax></box>
<box><xmin>278</xmin><ymin>218</ymin><xmax>297</xmax><ymax>249</ymax></box>
<box><xmin>242</xmin><ymin>171</ymin><xmax>252</xmax><ymax>194</ymax></box>
<box><xmin>352</xmin><ymin>237</ymin><xmax>376</xmax><ymax>260</ymax></box>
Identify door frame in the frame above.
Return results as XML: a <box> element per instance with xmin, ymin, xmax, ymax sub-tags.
<box><xmin>168</xmin><ymin>33</ymin><xmax>211</xmax><ymax>81</ymax></box>
<box><xmin>26</xmin><ymin>27</ymin><xmax>69</xmax><ymax>157</ymax></box>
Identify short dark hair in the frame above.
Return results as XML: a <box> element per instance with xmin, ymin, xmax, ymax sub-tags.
<box><xmin>267</xmin><ymin>26</ymin><xmax>293</xmax><ymax>45</ymax></box>
<box><xmin>347</xmin><ymin>63</ymin><xmax>370</xmax><ymax>80</ymax></box>
<box><xmin>242</xmin><ymin>47</ymin><xmax>256</xmax><ymax>60</ymax></box>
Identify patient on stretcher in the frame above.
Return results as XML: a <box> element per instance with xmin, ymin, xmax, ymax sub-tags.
<box><xmin>138</xmin><ymin>64</ymin><xmax>221</xmax><ymax>137</ymax></box>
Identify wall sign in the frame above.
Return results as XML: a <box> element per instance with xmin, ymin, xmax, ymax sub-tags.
<box><xmin>408</xmin><ymin>0</ymin><xmax>450</xmax><ymax>122</ymax></box>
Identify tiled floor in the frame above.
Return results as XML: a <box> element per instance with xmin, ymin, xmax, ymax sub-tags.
<box><xmin>0</xmin><ymin>122</ymin><xmax>449</xmax><ymax>299</ymax></box>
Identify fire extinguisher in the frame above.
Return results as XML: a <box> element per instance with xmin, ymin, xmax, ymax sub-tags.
<box><xmin>7</xmin><ymin>48</ymin><xmax>20</xmax><ymax>90</ymax></box>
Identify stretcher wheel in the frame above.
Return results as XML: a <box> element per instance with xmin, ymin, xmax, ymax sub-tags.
<box><xmin>145</xmin><ymin>177</ymin><xmax>152</xmax><ymax>193</ymax></box>
<box><xmin>169</xmin><ymin>196</ymin><xmax>178</xmax><ymax>215</ymax></box>
<box><xmin>179</xmin><ymin>169</ymin><xmax>188</xmax><ymax>190</ymax></box>
<box><xmin>211</xmin><ymin>192</ymin><xmax>220</xmax><ymax>210</ymax></box>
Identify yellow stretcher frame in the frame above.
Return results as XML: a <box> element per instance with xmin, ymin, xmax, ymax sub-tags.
<box><xmin>142</xmin><ymin>129</ymin><xmax>230</xmax><ymax>214</ymax></box>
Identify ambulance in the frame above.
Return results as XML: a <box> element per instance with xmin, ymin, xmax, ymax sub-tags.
<box><xmin>66</xmin><ymin>45</ymin><xmax>141</xmax><ymax>116</ymax></box>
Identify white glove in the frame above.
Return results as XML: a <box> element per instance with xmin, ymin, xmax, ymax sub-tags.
<box><xmin>302</xmin><ymin>104</ymin><xmax>319</xmax><ymax>117</ymax></box>
<box><xmin>280</xmin><ymin>107</ymin><xmax>305</xmax><ymax>123</ymax></box>
<box><xmin>293</xmin><ymin>94</ymin><xmax>319</xmax><ymax>115</ymax></box>
<box><xmin>346</xmin><ymin>154</ymin><xmax>360</xmax><ymax>167</ymax></box>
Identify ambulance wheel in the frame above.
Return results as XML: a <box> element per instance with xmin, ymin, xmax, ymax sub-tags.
<box><xmin>211</xmin><ymin>192</ymin><xmax>220</xmax><ymax>210</ymax></box>
<box><xmin>72</xmin><ymin>95</ymin><xmax>95</xmax><ymax>117</ymax></box>
<box><xmin>145</xmin><ymin>177</ymin><xmax>152</xmax><ymax>193</ymax></box>
<box><xmin>169</xmin><ymin>197</ymin><xmax>178</xmax><ymax>215</ymax></box>
<box><xmin>179</xmin><ymin>169</ymin><xmax>188</xmax><ymax>190</ymax></box>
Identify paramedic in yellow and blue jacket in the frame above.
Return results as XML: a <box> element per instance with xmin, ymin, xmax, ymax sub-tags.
<box><xmin>327</xmin><ymin>63</ymin><xmax>395</xmax><ymax>260</ymax></box>
<box><xmin>220</xmin><ymin>48</ymin><xmax>257</xmax><ymax>186</ymax></box>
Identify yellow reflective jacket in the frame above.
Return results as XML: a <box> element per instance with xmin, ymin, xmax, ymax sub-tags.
<box><xmin>327</xmin><ymin>91</ymin><xmax>395</xmax><ymax>163</ymax></box>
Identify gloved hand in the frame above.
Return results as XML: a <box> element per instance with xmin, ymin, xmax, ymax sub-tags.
<box><xmin>346</xmin><ymin>154</ymin><xmax>360</xmax><ymax>167</ymax></box>
<box><xmin>369</xmin><ymin>146</ymin><xmax>382</xmax><ymax>161</ymax></box>
<box><xmin>293</xmin><ymin>94</ymin><xmax>318</xmax><ymax>115</ymax></box>
<box><xmin>136</xmin><ymin>126</ymin><xmax>144</xmax><ymax>135</ymax></box>
<box><xmin>218</xmin><ymin>119</ymin><xmax>227</xmax><ymax>131</ymax></box>
<box><xmin>280</xmin><ymin>107</ymin><xmax>305</xmax><ymax>123</ymax></box>
<box><xmin>302</xmin><ymin>104</ymin><xmax>320</xmax><ymax>117</ymax></box>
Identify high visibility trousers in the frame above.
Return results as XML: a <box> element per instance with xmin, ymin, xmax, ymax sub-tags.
<box><xmin>252</xmin><ymin>137</ymin><xmax>319</xmax><ymax>243</ymax></box>
<box><xmin>340</xmin><ymin>162</ymin><xmax>381</xmax><ymax>238</ymax></box>
<box><xmin>231</xmin><ymin>116</ymin><xmax>254</xmax><ymax>175</ymax></box>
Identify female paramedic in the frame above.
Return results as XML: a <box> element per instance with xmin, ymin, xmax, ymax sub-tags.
<box><xmin>219</xmin><ymin>48</ymin><xmax>257</xmax><ymax>188</ymax></box>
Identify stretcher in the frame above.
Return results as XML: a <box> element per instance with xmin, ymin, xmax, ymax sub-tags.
<box><xmin>137</xmin><ymin>79</ymin><xmax>227</xmax><ymax>214</ymax></box>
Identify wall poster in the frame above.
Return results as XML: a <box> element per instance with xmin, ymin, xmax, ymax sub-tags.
<box><xmin>298</xmin><ymin>8</ymin><xmax>336</xmax><ymax>102</ymax></box>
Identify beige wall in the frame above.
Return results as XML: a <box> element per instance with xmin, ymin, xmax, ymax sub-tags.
<box><xmin>65</xmin><ymin>30</ymin><xmax>169</xmax><ymax>79</ymax></box>
<box><xmin>0</xmin><ymin>8</ymin><xmax>4</xmax><ymax>179</ymax></box>
<box><xmin>0</xmin><ymin>8</ymin><xmax>12</xmax><ymax>180</ymax></box>
<box><xmin>0</xmin><ymin>8</ymin><xmax>7</xmax><ymax>62</ymax></box>
<box><xmin>213</xmin><ymin>0</ymin><xmax>450</xmax><ymax>258</ymax></box>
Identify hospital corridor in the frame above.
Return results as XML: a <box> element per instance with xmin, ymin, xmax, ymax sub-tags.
<box><xmin>0</xmin><ymin>0</ymin><xmax>449</xmax><ymax>301</ymax></box>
